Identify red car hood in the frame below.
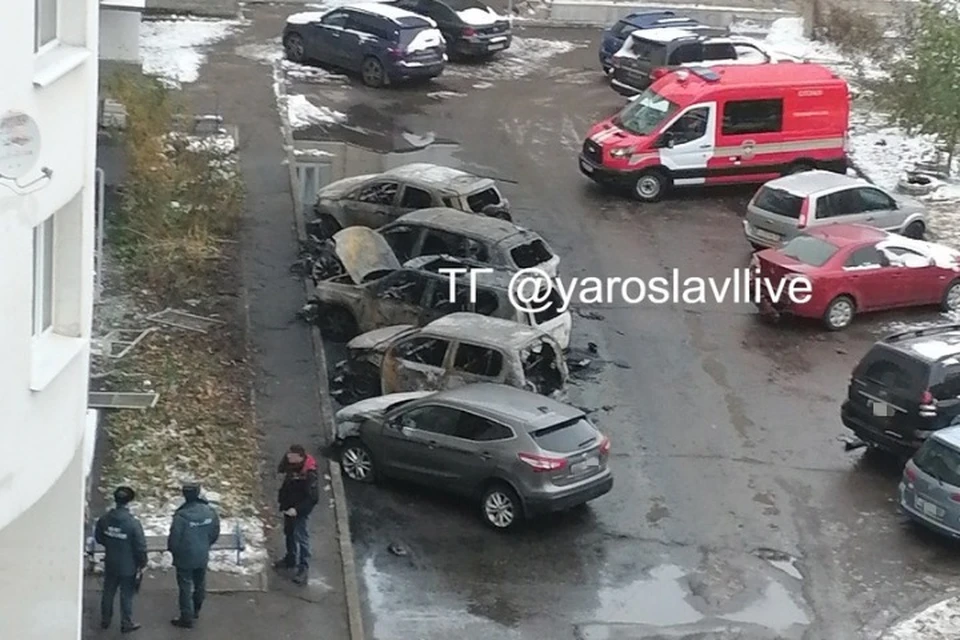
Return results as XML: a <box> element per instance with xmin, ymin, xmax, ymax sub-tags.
<box><xmin>585</xmin><ymin>118</ymin><xmax>652</xmax><ymax>149</ymax></box>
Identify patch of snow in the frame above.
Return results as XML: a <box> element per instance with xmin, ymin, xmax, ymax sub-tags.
<box><xmin>406</xmin><ymin>28</ymin><xmax>443</xmax><ymax>53</ymax></box>
<box><xmin>427</xmin><ymin>90</ymin><xmax>466</xmax><ymax>100</ymax></box>
<box><xmin>234</xmin><ymin>38</ymin><xmax>283</xmax><ymax>64</ymax></box>
<box><xmin>286</xmin><ymin>11</ymin><xmax>328</xmax><ymax>25</ymax></box>
<box><xmin>185</xmin><ymin>133</ymin><xmax>237</xmax><ymax>154</ymax></box>
<box><xmin>457</xmin><ymin>7</ymin><xmax>500</xmax><ymax>26</ymax></box>
<box><xmin>848</xmin><ymin>114</ymin><xmax>938</xmax><ymax>193</ymax></box>
<box><xmin>353</xmin><ymin>1</ymin><xmax>435</xmax><ymax>25</ymax></box>
<box><xmin>140</xmin><ymin>17</ymin><xmax>242</xmax><ymax>86</ymax></box>
<box><xmin>444</xmin><ymin>37</ymin><xmax>588</xmax><ymax>81</ymax></box>
<box><xmin>879</xmin><ymin>235</ymin><xmax>960</xmax><ymax>269</ymax></box>
<box><xmin>881</xmin><ymin>594</ymin><xmax>960</xmax><ymax>639</ymax></box>
<box><xmin>401</xmin><ymin>131</ymin><xmax>436</xmax><ymax>148</ymax></box>
<box><xmin>761</xmin><ymin>17</ymin><xmax>843</xmax><ymax>63</ymax></box>
<box><xmin>305</xmin><ymin>0</ymin><xmax>391</xmax><ymax>8</ymax></box>
<box><xmin>294</xmin><ymin>148</ymin><xmax>335</xmax><ymax>158</ymax></box>
<box><xmin>282</xmin><ymin>59</ymin><xmax>349</xmax><ymax>84</ymax></box>
<box><xmin>283</xmin><ymin>94</ymin><xmax>347</xmax><ymax>129</ymax></box>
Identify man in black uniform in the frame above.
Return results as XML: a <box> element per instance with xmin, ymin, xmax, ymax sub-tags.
<box><xmin>95</xmin><ymin>486</ymin><xmax>147</xmax><ymax>633</ymax></box>
<box><xmin>276</xmin><ymin>444</ymin><xmax>320</xmax><ymax>585</ymax></box>
<box><xmin>167</xmin><ymin>481</ymin><xmax>220</xmax><ymax>629</ymax></box>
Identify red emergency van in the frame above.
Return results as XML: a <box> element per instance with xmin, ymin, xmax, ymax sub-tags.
<box><xmin>579</xmin><ymin>63</ymin><xmax>850</xmax><ymax>202</ymax></box>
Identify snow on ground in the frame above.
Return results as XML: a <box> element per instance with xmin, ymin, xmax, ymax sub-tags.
<box><xmin>443</xmin><ymin>37</ymin><xmax>588</xmax><ymax>81</ymax></box>
<box><xmin>282</xmin><ymin>94</ymin><xmax>347</xmax><ymax>129</ymax></box>
<box><xmin>140</xmin><ymin>17</ymin><xmax>243</xmax><ymax>87</ymax></box>
<box><xmin>236</xmin><ymin>37</ymin><xmax>350</xmax><ymax>84</ymax></box>
<box><xmin>761</xmin><ymin>17</ymin><xmax>844</xmax><ymax>64</ymax></box>
<box><xmin>881</xmin><ymin>594</ymin><xmax>960</xmax><ymax>640</ymax></box>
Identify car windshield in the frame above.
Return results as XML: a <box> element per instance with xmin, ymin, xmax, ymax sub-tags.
<box><xmin>466</xmin><ymin>187</ymin><xmax>502</xmax><ymax>212</ymax></box>
<box><xmin>779</xmin><ymin>235</ymin><xmax>838</xmax><ymax>267</ymax></box>
<box><xmin>531</xmin><ymin>417</ymin><xmax>597</xmax><ymax>453</ymax></box>
<box><xmin>445</xmin><ymin>0</ymin><xmax>486</xmax><ymax>9</ymax></box>
<box><xmin>913</xmin><ymin>439</ymin><xmax>960</xmax><ymax>487</ymax></box>
<box><xmin>613</xmin><ymin>87</ymin><xmax>678</xmax><ymax>135</ymax></box>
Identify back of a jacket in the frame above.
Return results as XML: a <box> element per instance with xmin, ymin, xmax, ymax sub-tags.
<box><xmin>95</xmin><ymin>507</ymin><xmax>147</xmax><ymax>576</ymax></box>
<box><xmin>167</xmin><ymin>500</ymin><xmax>221</xmax><ymax>569</ymax></box>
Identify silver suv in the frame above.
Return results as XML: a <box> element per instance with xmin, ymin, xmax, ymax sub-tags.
<box><xmin>744</xmin><ymin>170</ymin><xmax>927</xmax><ymax>250</ymax></box>
<box><xmin>334</xmin><ymin>383</ymin><xmax>614</xmax><ymax>530</ymax></box>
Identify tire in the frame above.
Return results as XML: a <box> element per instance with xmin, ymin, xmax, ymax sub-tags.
<box><xmin>314</xmin><ymin>304</ymin><xmax>359</xmax><ymax>342</ymax></box>
<box><xmin>903</xmin><ymin>220</ymin><xmax>926</xmax><ymax>240</ymax></box>
<box><xmin>823</xmin><ymin>295</ymin><xmax>856</xmax><ymax>331</ymax></box>
<box><xmin>310</xmin><ymin>247</ymin><xmax>345</xmax><ymax>282</ymax></box>
<box><xmin>339</xmin><ymin>438</ymin><xmax>375</xmax><ymax>483</ymax></box>
<box><xmin>361</xmin><ymin>56</ymin><xmax>386</xmax><ymax>88</ymax></box>
<box><xmin>942</xmin><ymin>279</ymin><xmax>960</xmax><ymax>312</ymax></box>
<box><xmin>284</xmin><ymin>34</ymin><xmax>306</xmax><ymax>63</ymax></box>
<box><xmin>783</xmin><ymin>162</ymin><xmax>815</xmax><ymax>176</ymax></box>
<box><xmin>480</xmin><ymin>482</ymin><xmax>523</xmax><ymax>531</ymax></box>
<box><xmin>633</xmin><ymin>170</ymin><xmax>668</xmax><ymax>203</ymax></box>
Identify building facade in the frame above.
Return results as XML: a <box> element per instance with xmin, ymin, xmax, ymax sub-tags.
<box><xmin>0</xmin><ymin>0</ymin><xmax>100</xmax><ymax>638</ymax></box>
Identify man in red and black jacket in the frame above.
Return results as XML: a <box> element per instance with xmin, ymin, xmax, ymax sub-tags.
<box><xmin>275</xmin><ymin>444</ymin><xmax>320</xmax><ymax>584</ymax></box>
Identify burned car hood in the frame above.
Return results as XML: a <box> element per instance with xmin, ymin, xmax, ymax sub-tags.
<box><xmin>347</xmin><ymin>325</ymin><xmax>416</xmax><ymax>352</ymax></box>
<box><xmin>335</xmin><ymin>391</ymin><xmax>434</xmax><ymax>424</ymax></box>
<box><xmin>332</xmin><ymin>227</ymin><xmax>402</xmax><ymax>284</ymax></box>
<box><xmin>317</xmin><ymin>174</ymin><xmax>376</xmax><ymax>199</ymax></box>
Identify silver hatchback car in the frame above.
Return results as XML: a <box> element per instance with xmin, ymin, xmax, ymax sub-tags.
<box><xmin>334</xmin><ymin>383</ymin><xmax>613</xmax><ymax>530</ymax></box>
<box><xmin>900</xmin><ymin>426</ymin><xmax>960</xmax><ymax>539</ymax></box>
<box><xmin>744</xmin><ymin>170</ymin><xmax>927</xmax><ymax>250</ymax></box>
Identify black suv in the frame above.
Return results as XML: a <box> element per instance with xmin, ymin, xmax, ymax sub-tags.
<box><xmin>388</xmin><ymin>0</ymin><xmax>511</xmax><ymax>59</ymax></box>
<box><xmin>842</xmin><ymin>325</ymin><xmax>960</xmax><ymax>456</ymax></box>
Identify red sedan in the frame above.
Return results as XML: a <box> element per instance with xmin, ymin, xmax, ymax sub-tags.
<box><xmin>753</xmin><ymin>224</ymin><xmax>960</xmax><ymax>330</ymax></box>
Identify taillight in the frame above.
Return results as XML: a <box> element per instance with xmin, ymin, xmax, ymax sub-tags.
<box><xmin>386</xmin><ymin>47</ymin><xmax>404</xmax><ymax>60</ymax></box>
<box><xmin>650</xmin><ymin>67</ymin><xmax>668</xmax><ymax>80</ymax></box>
<box><xmin>518</xmin><ymin>452</ymin><xmax>567</xmax><ymax>472</ymax></box>
<box><xmin>904</xmin><ymin>466</ymin><xmax>917</xmax><ymax>483</ymax></box>
<box><xmin>950</xmin><ymin>494</ymin><xmax>960</xmax><ymax>503</ymax></box>
<box><xmin>797</xmin><ymin>197</ymin><xmax>810</xmax><ymax>228</ymax></box>
<box><xmin>598</xmin><ymin>435</ymin><xmax>610</xmax><ymax>455</ymax></box>
<box><xmin>920</xmin><ymin>389</ymin><xmax>937</xmax><ymax>416</ymax></box>
<box><xmin>462</xmin><ymin>27</ymin><xmax>476</xmax><ymax>36</ymax></box>
<box><xmin>921</xmin><ymin>390</ymin><xmax>934</xmax><ymax>404</ymax></box>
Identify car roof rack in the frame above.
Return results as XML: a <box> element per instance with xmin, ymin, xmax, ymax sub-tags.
<box><xmin>882</xmin><ymin>323</ymin><xmax>960</xmax><ymax>346</ymax></box>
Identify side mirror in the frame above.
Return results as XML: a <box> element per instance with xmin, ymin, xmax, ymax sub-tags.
<box><xmin>658</xmin><ymin>132</ymin><xmax>674</xmax><ymax>148</ymax></box>
<box><xmin>878</xmin><ymin>253</ymin><xmax>890</xmax><ymax>267</ymax></box>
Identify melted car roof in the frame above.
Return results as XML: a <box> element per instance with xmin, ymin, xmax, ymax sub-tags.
<box><xmin>396</xmin><ymin>208</ymin><xmax>525</xmax><ymax>242</ymax></box>
<box><xmin>381</xmin><ymin>163</ymin><xmax>491</xmax><ymax>191</ymax></box>
<box><xmin>423</xmin><ymin>312</ymin><xmax>552</xmax><ymax>348</ymax></box>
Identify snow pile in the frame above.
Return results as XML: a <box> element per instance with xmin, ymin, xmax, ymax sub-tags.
<box><xmin>762</xmin><ymin>17</ymin><xmax>843</xmax><ymax>64</ymax></box>
<box><xmin>286</xmin><ymin>11</ymin><xmax>327</xmax><ymax>25</ymax></box>
<box><xmin>282</xmin><ymin>94</ymin><xmax>347</xmax><ymax>129</ymax></box>
<box><xmin>458</xmin><ymin>7</ymin><xmax>500</xmax><ymax>26</ymax></box>
<box><xmin>140</xmin><ymin>17</ymin><xmax>242</xmax><ymax>87</ymax></box>
<box><xmin>847</xmin><ymin>114</ymin><xmax>939</xmax><ymax>193</ymax></box>
<box><xmin>444</xmin><ymin>37</ymin><xmax>588</xmax><ymax>81</ymax></box>
<box><xmin>406</xmin><ymin>28</ymin><xmax>443</xmax><ymax>53</ymax></box>
<box><xmin>881</xmin><ymin>595</ymin><xmax>960</xmax><ymax>640</ymax></box>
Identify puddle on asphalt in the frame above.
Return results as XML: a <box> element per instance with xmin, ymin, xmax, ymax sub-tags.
<box><xmin>720</xmin><ymin>579</ymin><xmax>810</xmax><ymax>632</ymax></box>
<box><xmin>594</xmin><ymin>564</ymin><xmax>704</xmax><ymax>627</ymax></box>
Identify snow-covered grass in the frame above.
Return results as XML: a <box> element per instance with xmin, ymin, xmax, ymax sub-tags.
<box><xmin>881</xmin><ymin>594</ymin><xmax>960</xmax><ymax>640</ymax></box>
<box><xmin>282</xmin><ymin>94</ymin><xmax>346</xmax><ymax>129</ymax></box>
<box><xmin>235</xmin><ymin>36</ymin><xmax>350</xmax><ymax>85</ymax></box>
<box><xmin>444</xmin><ymin>37</ymin><xmax>588</xmax><ymax>81</ymax></box>
<box><xmin>140</xmin><ymin>17</ymin><xmax>243</xmax><ymax>87</ymax></box>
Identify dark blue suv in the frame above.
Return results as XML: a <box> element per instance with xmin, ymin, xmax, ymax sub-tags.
<box><xmin>283</xmin><ymin>4</ymin><xmax>447</xmax><ymax>88</ymax></box>
<box><xmin>598</xmin><ymin>11</ymin><xmax>701</xmax><ymax>74</ymax></box>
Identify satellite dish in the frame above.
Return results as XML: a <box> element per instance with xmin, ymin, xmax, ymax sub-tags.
<box><xmin>0</xmin><ymin>111</ymin><xmax>41</xmax><ymax>180</ymax></box>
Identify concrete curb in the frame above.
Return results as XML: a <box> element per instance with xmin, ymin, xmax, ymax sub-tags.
<box><xmin>276</xmin><ymin>60</ymin><xmax>366</xmax><ymax>640</ymax></box>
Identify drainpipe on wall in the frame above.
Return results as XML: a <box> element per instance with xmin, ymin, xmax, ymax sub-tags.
<box><xmin>94</xmin><ymin>167</ymin><xmax>105</xmax><ymax>303</ymax></box>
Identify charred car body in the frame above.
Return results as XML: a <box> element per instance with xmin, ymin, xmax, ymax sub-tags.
<box><xmin>308</xmin><ymin>162</ymin><xmax>511</xmax><ymax>238</ymax></box>
<box><xmin>333</xmin><ymin>312</ymin><xmax>568</xmax><ymax>402</ymax></box>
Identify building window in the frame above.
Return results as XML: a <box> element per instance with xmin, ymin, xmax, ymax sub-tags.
<box><xmin>32</xmin><ymin>215</ymin><xmax>55</xmax><ymax>336</ymax></box>
<box><xmin>35</xmin><ymin>0</ymin><xmax>58</xmax><ymax>52</ymax></box>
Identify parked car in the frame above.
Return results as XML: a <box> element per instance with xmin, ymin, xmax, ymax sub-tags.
<box><xmin>388</xmin><ymin>0</ymin><xmax>511</xmax><ymax>59</ymax></box>
<box><xmin>334</xmin><ymin>383</ymin><xmax>614</xmax><ymax>530</ymax></box>
<box><xmin>609</xmin><ymin>29</ymin><xmax>789</xmax><ymax>96</ymax></box>
<box><xmin>598</xmin><ymin>11</ymin><xmax>704</xmax><ymax>74</ymax></box>
<box><xmin>332</xmin><ymin>313</ymin><xmax>568</xmax><ymax>402</ymax></box>
<box><xmin>308</xmin><ymin>245</ymin><xmax>572</xmax><ymax>347</ymax></box>
<box><xmin>753</xmin><ymin>225</ymin><xmax>960</xmax><ymax>330</ymax></box>
<box><xmin>309</xmin><ymin>162</ymin><xmax>511</xmax><ymax>238</ymax></box>
<box><xmin>282</xmin><ymin>4</ymin><xmax>446</xmax><ymax>88</ymax></box>
<box><xmin>744</xmin><ymin>170</ymin><xmax>927</xmax><ymax>250</ymax></box>
<box><xmin>900</xmin><ymin>426</ymin><xmax>960</xmax><ymax>538</ymax></box>
<box><xmin>843</xmin><ymin>325</ymin><xmax>960</xmax><ymax>458</ymax></box>
<box><xmin>312</xmin><ymin>210</ymin><xmax>560</xmax><ymax>281</ymax></box>
<box><xmin>579</xmin><ymin>64</ymin><xmax>850</xmax><ymax>202</ymax></box>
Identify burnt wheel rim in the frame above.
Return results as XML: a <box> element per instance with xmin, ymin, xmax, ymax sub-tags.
<box><xmin>341</xmin><ymin>446</ymin><xmax>372</xmax><ymax>480</ymax></box>
<box><xmin>483</xmin><ymin>491</ymin><xmax>515</xmax><ymax>528</ymax></box>
<box><xmin>636</xmin><ymin>175</ymin><xmax>661</xmax><ymax>199</ymax></box>
<box><xmin>286</xmin><ymin>37</ymin><xmax>304</xmax><ymax>60</ymax></box>
<box><xmin>828</xmin><ymin>299</ymin><xmax>853</xmax><ymax>328</ymax></box>
<box><xmin>362</xmin><ymin>60</ymin><xmax>383</xmax><ymax>86</ymax></box>
<box><xmin>947</xmin><ymin>284</ymin><xmax>960</xmax><ymax>310</ymax></box>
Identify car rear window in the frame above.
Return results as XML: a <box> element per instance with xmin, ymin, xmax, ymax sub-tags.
<box><xmin>510</xmin><ymin>240</ymin><xmax>553</xmax><ymax>268</ymax></box>
<box><xmin>913</xmin><ymin>438</ymin><xmax>960</xmax><ymax>487</ymax></box>
<box><xmin>398</xmin><ymin>25</ymin><xmax>435</xmax><ymax>47</ymax></box>
<box><xmin>611</xmin><ymin>20</ymin><xmax>635</xmax><ymax>38</ymax></box>
<box><xmin>531</xmin><ymin>417</ymin><xmax>597</xmax><ymax>453</ymax></box>
<box><xmin>466</xmin><ymin>187</ymin><xmax>502</xmax><ymax>212</ymax></box>
<box><xmin>853</xmin><ymin>345</ymin><xmax>928</xmax><ymax>393</ymax></box>
<box><xmin>753</xmin><ymin>186</ymin><xmax>804</xmax><ymax>218</ymax></box>
<box><xmin>779</xmin><ymin>235</ymin><xmax>838</xmax><ymax>267</ymax></box>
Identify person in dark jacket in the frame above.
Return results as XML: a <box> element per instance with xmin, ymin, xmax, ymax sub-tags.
<box><xmin>95</xmin><ymin>486</ymin><xmax>147</xmax><ymax>633</ymax></box>
<box><xmin>167</xmin><ymin>481</ymin><xmax>220</xmax><ymax>629</ymax></box>
<box><xmin>276</xmin><ymin>444</ymin><xmax>320</xmax><ymax>584</ymax></box>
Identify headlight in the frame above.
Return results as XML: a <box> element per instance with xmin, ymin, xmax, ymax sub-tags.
<box><xmin>609</xmin><ymin>146</ymin><xmax>634</xmax><ymax>158</ymax></box>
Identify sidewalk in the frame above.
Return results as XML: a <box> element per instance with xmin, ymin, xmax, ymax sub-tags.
<box><xmin>84</xmin><ymin>6</ymin><xmax>350</xmax><ymax>639</ymax></box>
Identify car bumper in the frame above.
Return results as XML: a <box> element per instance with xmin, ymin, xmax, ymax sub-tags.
<box><xmin>525</xmin><ymin>473</ymin><xmax>613</xmax><ymax>516</ymax></box>
<box><xmin>610</xmin><ymin>76</ymin><xmax>642</xmax><ymax>96</ymax></box>
<box><xmin>900</xmin><ymin>492</ymin><xmax>960</xmax><ymax>539</ymax></box>
<box><xmin>578</xmin><ymin>154</ymin><xmax>632</xmax><ymax>186</ymax></box>
<box><xmin>390</xmin><ymin>62</ymin><xmax>445</xmax><ymax>81</ymax></box>
<box><xmin>841</xmin><ymin>402</ymin><xmax>918</xmax><ymax>456</ymax></box>
<box><xmin>742</xmin><ymin>220</ymin><xmax>781</xmax><ymax>249</ymax></box>
<box><xmin>455</xmin><ymin>36</ymin><xmax>512</xmax><ymax>56</ymax></box>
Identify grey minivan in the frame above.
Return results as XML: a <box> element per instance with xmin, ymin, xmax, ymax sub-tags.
<box><xmin>900</xmin><ymin>425</ymin><xmax>960</xmax><ymax>539</ymax></box>
<box><xmin>334</xmin><ymin>383</ymin><xmax>614</xmax><ymax>530</ymax></box>
<box><xmin>744</xmin><ymin>170</ymin><xmax>927</xmax><ymax>250</ymax></box>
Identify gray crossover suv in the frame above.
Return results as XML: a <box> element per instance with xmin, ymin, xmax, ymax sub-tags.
<box><xmin>334</xmin><ymin>383</ymin><xmax>614</xmax><ymax>530</ymax></box>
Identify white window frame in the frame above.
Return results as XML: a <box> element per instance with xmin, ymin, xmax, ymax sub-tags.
<box><xmin>32</xmin><ymin>215</ymin><xmax>55</xmax><ymax>337</ymax></box>
<box><xmin>34</xmin><ymin>0</ymin><xmax>59</xmax><ymax>54</ymax></box>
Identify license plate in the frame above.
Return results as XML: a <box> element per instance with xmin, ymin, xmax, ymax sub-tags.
<box><xmin>580</xmin><ymin>159</ymin><xmax>594</xmax><ymax>173</ymax></box>
<box><xmin>488</xmin><ymin>42</ymin><xmax>507</xmax><ymax>51</ymax></box>
<box><xmin>755</xmin><ymin>229</ymin><xmax>780</xmax><ymax>243</ymax></box>
<box><xmin>871</xmin><ymin>400</ymin><xmax>894</xmax><ymax>417</ymax></box>
<box><xmin>570</xmin><ymin>456</ymin><xmax>600</xmax><ymax>475</ymax></box>
<box><xmin>917</xmin><ymin>496</ymin><xmax>942</xmax><ymax>518</ymax></box>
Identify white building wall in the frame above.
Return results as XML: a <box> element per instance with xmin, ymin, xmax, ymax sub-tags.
<box><xmin>0</xmin><ymin>0</ymin><xmax>99</xmax><ymax>637</ymax></box>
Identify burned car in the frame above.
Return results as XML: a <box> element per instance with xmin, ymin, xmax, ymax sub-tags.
<box><xmin>310</xmin><ymin>210</ymin><xmax>560</xmax><ymax>281</ymax></box>
<box><xmin>332</xmin><ymin>312</ymin><xmax>568</xmax><ymax>402</ymax></box>
<box><xmin>308</xmin><ymin>162</ymin><xmax>511</xmax><ymax>239</ymax></box>
<box><xmin>306</xmin><ymin>236</ymin><xmax>572</xmax><ymax>347</ymax></box>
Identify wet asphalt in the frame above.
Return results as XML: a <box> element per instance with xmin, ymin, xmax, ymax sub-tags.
<box><xmin>274</xmin><ymin>20</ymin><xmax>960</xmax><ymax>640</ymax></box>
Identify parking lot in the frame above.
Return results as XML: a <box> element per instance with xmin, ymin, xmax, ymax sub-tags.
<box><xmin>276</xmin><ymin>24</ymin><xmax>960</xmax><ymax>640</ymax></box>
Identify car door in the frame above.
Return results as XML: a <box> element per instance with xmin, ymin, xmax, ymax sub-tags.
<box><xmin>443</xmin><ymin>341</ymin><xmax>508</xmax><ymax>389</ymax></box>
<box><xmin>842</xmin><ymin>244</ymin><xmax>910</xmax><ymax>310</ymax></box>
<box><xmin>365</xmin><ymin>270</ymin><xmax>430</xmax><ymax>328</ymax></box>
<box><xmin>854</xmin><ymin>186</ymin><xmax>902</xmax><ymax>231</ymax></box>
<box><xmin>379</xmin><ymin>223</ymin><xmax>424</xmax><ymax>262</ymax></box>
<box><xmin>810</xmin><ymin>190</ymin><xmax>845</xmax><ymax>228</ymax></box>
<box><xmin>881</xmin><ymin>244</ymin><xmax>943</xmax><ymax>305</ymax></box>
<box><xmin>421</xmin><ymin>276</ymin><xmax>473</xmax><ymax>323</ymax></box>
<box><xmin>380</xmin><ymin>334</ymin><xmax>452</xmax><ymax>393</ymax></box>
<box><xmin>310</xmin><ymin>10</ymin><xmax>350</xmax><ymax>63</ymax></box>
<box><xmin>340</xmin><ymin>11</ymin><xmax>374</xmax><ymax>71</ymax></box>
<box><xmin>819</xmin><ymin>186</ymin><xmax>875</xmax><ymax>227</ymax></box>
<box><xmin>396</xmin><ymin>183</ymin><xmax>438</xmax><ymax>216</ymax></box>
<box><xmin>343</xmin><ymin>180</ymin><xmax>400</xmax><ymax>228</ymax></box>
<box><xmin>440</xmin><ymin>411</ymin><xmax>516</xmax><ymax>494</ymax></box>
<box><xmin>655</xmin><ymin>105</ymin><xmax>715</xmax><ymax>185</ymax></box>
<box><xmin>377</xmin><ymin>404</ymin><xmax>462</xmax><ymax>482</ymax></box>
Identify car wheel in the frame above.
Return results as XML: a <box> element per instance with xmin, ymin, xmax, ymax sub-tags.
<box><xmin>823</xmin><ymin>295</ymin><xmax>856</xmax><ymax>331</ymax></box>
<box><xmin>903</xmin><ymin>220</ymin><xmax>926</xmax><ymax>239</ymax></box>
<box><xmin>284</xmin><ymin>34</ymin><xmax>306</xmax><ymax>63</ymax></box>
<box><xmin>314</xmin><ymin>304</ymin><xmax>359</xmax><ymax>342</ymax></box>
<box><xmin>311</xmin><ymin>247</ymin><xmax>345</xmax><ymax>282</ymax></box>
<box><xmin>361</xmin><ymin>56</ymin><xmax>386</xmax><ymax>88</ymax></box>
<box><xmin>943</xmin><ymin>279</ymin><xmax>960</xmax><ymax>312</ymax></box>
<box><xmin>340</xmin><ymin>439</ymin><xmax>375</xmax><ymax>483</ymax></box>
<box><xmin>783</xmin><ymin>162</ymin><xmax>815</xmax><ymax>176</ymax></box>
<box><xmin>633</xmin><ymin>171</ymin><xmax>668</xmax><ymax>202</ymax></box>
<box><xmin>480</xmin><ymin>483</ymin><xmax>523</xmax><ymax>531</ymax></box>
